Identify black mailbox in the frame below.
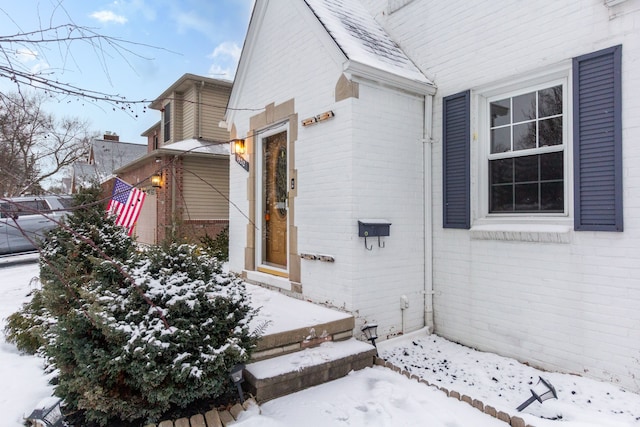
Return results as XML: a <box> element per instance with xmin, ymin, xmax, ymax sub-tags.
<box><xmin>358</xmin><ymin>220</ymin><xmax>391</xmax><ymax>237</ymax></box>
<box><xmin>358</xmin><ymin>220</ymin><xmax>391</xmax><ymax>250</ymax></box>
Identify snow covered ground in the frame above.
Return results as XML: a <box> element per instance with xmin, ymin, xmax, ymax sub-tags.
<box><xmin>379</xmin><ymin>331</ymin><xmax>640</xmax><ymax>427</ymax></box>
<box><xmin>0</xmin><ymin>261</ymin><xmax>56</xmax><ymax>427</ymax></box>
<box><xmin>2</xmin><ymin>260</ymin><xmax>639</xmax><ymax>426</ymax></box>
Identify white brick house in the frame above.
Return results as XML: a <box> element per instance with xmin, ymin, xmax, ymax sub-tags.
<box><xmin>227</xmin><ymin>0</ymin><xmax>640</xmax><ymax>392</ymax></box>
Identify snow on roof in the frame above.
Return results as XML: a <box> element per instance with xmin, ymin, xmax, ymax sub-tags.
<box><xmin>304</xmin><ymin>0</ymin><xmax>431</xmax><ymax>85</ymax></box>
<box><xmin>161</xmin><ymin>139</ymin><xmax>230</xmax><ymax>156</ymax></box>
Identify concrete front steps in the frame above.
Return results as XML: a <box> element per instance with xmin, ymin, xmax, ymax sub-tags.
<box><xmin>145</xmin><ymin>287</ymin><xmax>375</xmax><ymax>425</ymax></box>
<box><xmin>244</xmin><ymin>310</ymin><xmax>376</xmax><ymax>402</ymax></box>
<box><xmin>245</xmin><ymin>338</ymin><xmax>377</xmax><ymax>402</ymax></box>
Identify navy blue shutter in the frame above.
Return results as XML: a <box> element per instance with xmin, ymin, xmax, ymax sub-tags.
<box><xmin>573</xmin><ymin>45</ymin><xmax>623</xmax><ymax>232</ymax></box>
<box><xmin>442</xmin><ymin>91</ymin><xmax>470</xmax><ymax>229</ymax></box>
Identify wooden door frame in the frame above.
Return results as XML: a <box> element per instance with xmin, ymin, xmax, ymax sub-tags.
<box><xmin>256</xmin><ymin>122</ymin><xmax>289</xmax><ymax>276</ymax></box>
<box><xmin>243</xmin><ymin>99</ymin><xmax>301</xmax><ymax>287</ymax></box>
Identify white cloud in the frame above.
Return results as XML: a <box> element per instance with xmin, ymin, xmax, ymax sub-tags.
<box><xmin>13</xmin><ymin>48</ymin><xmax>49</xmax><ymax>76</ymax></box>
<box><xmin>207</xmin><ymin>42</ymin><xmax>242</xmax><ymax>80</ymax></box>
<box><xmin>207</xmin><ymin>63</ymin><xmax>234</xmax><ymax>81</ymax></box>
<box><xmin>30</xmin><ymin>61</ymin><xmax>50</xmax><ymax>76</ymax></box>
<box><xmin>90</xmin><ymin>10</ymin><xmax>128</xmax><ymax>24</ymax></box>
<box><xmin>15</xmin><ymin>49</ymin><xmax>38</xmax><ymax>63</ymax></box>
<box><xmin>176</xmin><ymin>11</ymin><xmax>210</xmax><ymax>36</ymax></box>
<box><xmin>211</xmin><ymin>42</ymin><xmax>242</xmax><ymax>63</ymax></box>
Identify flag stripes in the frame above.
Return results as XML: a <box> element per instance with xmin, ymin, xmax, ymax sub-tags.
<box><xmin>107</xmin><ymin>178</ymin><xmax>146</xmax><ymax>235</ymax></box>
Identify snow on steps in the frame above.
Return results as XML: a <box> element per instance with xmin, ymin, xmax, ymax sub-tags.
<box><xmin>244</xmin><ymin>338</ymin><xmax>377</xmax><ymax>402</ymax></box>
<box><xmin>251</xmin><ymin>315</ymin><xmax>355</xmax><ymax>361</ymax></box>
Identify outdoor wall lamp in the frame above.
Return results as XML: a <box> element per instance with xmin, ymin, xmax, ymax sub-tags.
<box><xmin>229</xmin><ymin>363</ymin><xmax>245</xmax><ymax>404</ymax></box>
<box><xmin>231</xmin><ymin>138</ymin><xmax>246</xmax><ymax>155</ymax></box>
<box><xmin>516</xmin><ymin>376</ymin><xmax>558</xmax><ymax>411</ymax></box>
<box><xmin>361</xmin><ymin>323</ymin><xmax>379</xmax><ymax>355</ymax></box>
<box><xmin>151</xmin><ymin>172</ymin><xmax>163</xmax><ymax>188</ymax></box>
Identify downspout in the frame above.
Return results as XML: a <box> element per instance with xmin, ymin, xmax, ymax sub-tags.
<box><xmin>198</xmin><ymin>81</ymin><xmax>204</xmax><ymax>138</ymax></box>
<box><xmin>171</xmin><ymin>156</ymin><xmax>178</xmax><ymax>237</ymax></box>
<box><xmin>423</xmin><ymin>94</ymin><xmax>435</xmax><ymax>334</ymax></box>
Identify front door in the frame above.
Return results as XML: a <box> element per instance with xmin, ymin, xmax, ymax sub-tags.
<box><xmin>262</xmin><ymin>131</ymin><xmax>288</xmax><ymax>269</ymax></box>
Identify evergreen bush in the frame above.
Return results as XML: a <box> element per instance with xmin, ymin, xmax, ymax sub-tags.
<box><xmin>5</xmin><ymin>187</ymin><xmax>259</xmax><ymax>425</ymax></box>
<box><xmin>199</xmin><ymin>226</ymin><xmax>229</xmax><ymax>262</ymax></box>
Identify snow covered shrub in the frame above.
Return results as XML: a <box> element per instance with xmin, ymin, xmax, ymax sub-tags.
<box><xmin>3</xmin><ymin>284</ymin><xmax>52</xmax><ymax>354</ymax></box>
<box><xmin>77</xmin><ymin>242</ymin><xmax>258</xmax><ymax>424</ymax></box>
<box><xmin>199</xmin><ymin>226</ymin><xmax>229</xmax><ymax>262</ymax></box>
<box><xmin>36</xmin><ymin>186</ymin><xmax>138</xmax><ymax>423</ymax></box>
<box><xmin>11</xmin><ymin>186</ymin><xmax>259</xmax><ymax>425</ymax></box>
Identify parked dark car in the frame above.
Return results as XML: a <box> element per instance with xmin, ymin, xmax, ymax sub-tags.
<box><xmin>0</xmin><ymin>195</ymin><xmax>74</xmax><ymax>255</ymax></box>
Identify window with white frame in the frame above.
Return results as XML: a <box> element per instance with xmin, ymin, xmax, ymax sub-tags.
<box><xmin>442</xmin><ymin>45</ymin><xmax>622</xmax><ymax>232</ymax></box>
<box><xmin>487</xmin><ymin>83</ymin><xmax>565</xmax><ymax>214</ymax></box>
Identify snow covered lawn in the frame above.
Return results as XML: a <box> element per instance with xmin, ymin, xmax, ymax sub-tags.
<box><xmin>0</xmin><ymin>261</ymin><xmax>55</xmax><ymax>427</ymax></box>
<box><xmin>378</xmin><ymin>331</ymin><xmax>640</xmax><ymax>427</ymax></box>
<box><xmin>2</xmin><ymin>260</ymin><xmax>639</xmax><ymax>426</ymax></box>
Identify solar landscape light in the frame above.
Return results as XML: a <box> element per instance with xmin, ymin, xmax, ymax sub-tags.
<box><xmin>361</xmin><ymin>323</ymin><xmax>379</xmax><ymax>355</ymax></box>
<box><xmin>26</xmin><ymin>398</ymin><xmax>64</xmax><ymax>427</ymax></box>
<box><xmin>516</xmin><ymin>376</ymin><xmax>558</xmax><ymax>412</ymax></box>
<box><xmin>229</xmin><ymin>363</ymin><xmax>246</xmax><ymax>404</ymax></box>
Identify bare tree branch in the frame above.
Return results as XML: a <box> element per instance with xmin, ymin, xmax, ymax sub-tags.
<box><xmin>0</xmin><ymin>92</ymin><xmax>94</xmax><ymax>196</ymax></box>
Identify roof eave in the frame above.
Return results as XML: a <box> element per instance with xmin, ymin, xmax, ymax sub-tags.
<box><xmin>344</xmin><ymin>60</ymin><xmax>436</xmax><ymax>96</ymax></box>
<box><xmin>150</xmin><ymin>73</ymin><xmax>233</xmax><ymax>110</ymax></box>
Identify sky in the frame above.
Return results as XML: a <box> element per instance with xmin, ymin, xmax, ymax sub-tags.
<box><xmin>2</xmin><ymin>257</ymin><xmax>639</xmax><ymax>426</ymax></box>
<box><xmin>0</xmin><ymin>0</ymin><xmax>254</xmax><ymax>144</ymax></box>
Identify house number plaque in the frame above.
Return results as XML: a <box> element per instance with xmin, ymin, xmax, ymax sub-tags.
<box><xmin>235</xmin><ymin>153</ymin><xmax>250</xmax><ymax>172</ymax></box>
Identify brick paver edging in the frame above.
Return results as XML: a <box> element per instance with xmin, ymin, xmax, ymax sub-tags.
<box><xmin>144</xmin><ymin>397</ymin><xmax>259</xmax><ymax>427</ymax></box>
<box><xmin>375</xmin><ymin>357</ymin><xmax>535</xmax><ymax>427</ymax></box>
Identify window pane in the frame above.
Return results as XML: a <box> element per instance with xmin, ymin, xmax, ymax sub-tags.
<box><xmin>514</xmin><ymin>155</ymin><xmax>538</xmax><ymax>182</ymax></box>
<box><xmin>163</xmin><ymin>103</ymin><xmax>171</xmax><ymax>143</ymax></box>
<box><xmin>513</xmin><ymin>122</ymin><xmax>536</xmax><ymax>151</ymax></box>
<box><xmin>539</xmin><ymin>117</ymin><xmax>562</xmax><ymax>147</ymax></box>
<box><xmin>540</xmin><ymin>152</ymin><xmax>563</xmax><ymax>181</ymax></box>
<box><xmin>538</xmin><ymin>85</ymin><xmax>562</xmax><ymax>118</ymax></box>
<box><xmin>487</xmin><ymin>84</ymin><xmax>565</xmax><ymax>215</ymax></box>
<box><xmin>541</xmin><ymin>182</ymin><xmax>564</xmax><ymax>211</ymax></box>
<box><xmin>515</xmin><ymin>183</ymin><xmax>539</xmax><ymax>211</ymax></box>
<box><xmin>513</xmin><ymin>91</ymin><xmax>536</xmax><ymax>123</ymax></box>
<box><xmin>490</xmin><ymin>184</ymin><xmax>513</xmax><ymax>212</ymax></box>
<box><xmin>490</xmin><ymin>98</ymin><xmax>510</xmax><ymax>127</ymax></box>
<box><xmin>491</xmin><ymin>127</ymin><xmax>511</xmax><ymax>153</ymax></box>
<box><xmin>490</xmin><ymin>158</ymin><xmax>513</xmax><ymax>184</ymax></box>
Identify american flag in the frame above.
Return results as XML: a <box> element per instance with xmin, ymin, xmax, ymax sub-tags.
<box><xmin>107</xmin><ymin>178</ymin><xmax>146</xmax><ymax>235</ymax></box>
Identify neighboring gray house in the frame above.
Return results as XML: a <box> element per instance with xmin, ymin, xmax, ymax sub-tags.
<box><xmin>71</xmin><ymin>133</ymin><xmax>147</xmax><ymax>192</ymax></box>
<box><xmin>226</xmin><ymin>0</ymin><xmax>640</xmax><ymax>394</ymax></box>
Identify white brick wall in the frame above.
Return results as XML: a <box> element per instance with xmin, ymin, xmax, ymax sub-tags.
<box><xmin>229</xmin><ymin>0</ymin><xmax>428</xmax><ymax>339</ymax></box>
<box><xmin>360</xmin><ymin>0</ymin><xmax>640</xmax><ymax>391</ymax></box>
<box><xmin>228</xmin><ymin>0</ymin><xmax>341</xmax><ymax>274</ymax></box>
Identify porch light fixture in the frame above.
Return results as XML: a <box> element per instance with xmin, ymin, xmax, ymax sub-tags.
<box><xmin>361</xmin><ymin>323</ymin><xmax>379</xmax><ymax>355</ymax></box>
<box><xmin>229</xmin><ymin>363</ymin><xmax>246</xmax><ymax>404</ymax></box>
<box><xmin>516</xmin><ymin>376</ymin><xmax>558</xmax><ymax>412</ymax></box>
<box><xmin>151</xmin><ymin>172</ymin><xmax>163</xmax><ymax>188</ymax></box>
<box><xmin>231</xmin><ymin>138</ymin><xmax>246</xmax><ymax>155</ymax></box>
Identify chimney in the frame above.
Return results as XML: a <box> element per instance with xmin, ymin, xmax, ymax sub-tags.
<box><xmin>103</xmin><ymin>131</ymin><xmax>119</xmax><ymax>142</ymax></box>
